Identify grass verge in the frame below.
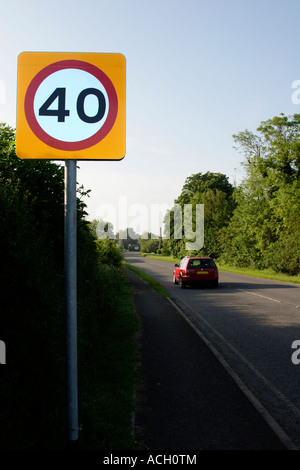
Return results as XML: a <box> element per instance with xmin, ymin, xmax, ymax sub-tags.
<box><xmin>0</xmin><ymin>267</ymin><xmax>140</xmax><ymax>450</ymax></box>
<box><xmin>139</xmin><ymin>253</ymin><xmax>300</xmax><ymax>284</ymax></box>
<box><xmin>139</xmin><ymin>253</ymin><xmax>180</xmax><ymax>264</ymax></box>
<box><xmin>125</xmin><ymin>263</ymin><xmax>170</xmax><ymax>298</ymax></box>
<box><xmin>215</xmin><ymin>263</ymin><xmax>300</xmax><ymax>284</ymax></box>
<box><xmin>77</xmin><ymin>268</ymin><xmax>140</xmax><ymax>450</ymax></box>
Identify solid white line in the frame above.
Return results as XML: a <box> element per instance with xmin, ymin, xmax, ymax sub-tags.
<box><xmin>177</xmin><ymin>296</ymin><xmax>300</xmax><ymax>422</ymax></box>
<box><xmin>167</xmin><ymin>296</ymin><xmax>299</xmax><ymax>450</ymax></box>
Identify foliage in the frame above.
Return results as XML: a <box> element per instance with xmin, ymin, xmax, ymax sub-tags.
<box><xmin>164</xmin><ymin>114</ymin><xmax>300</xmax><ymax>276</ymax></box>
<box><xmin>96</xmin><ymin>237</ymin><xmax>124</xmax><ymax>267</ymax></box>
<box><xmin>0</xmin><ymin>123</ymin><xmax>137</xmax><ymax>449</ymax></box>
<box><xmin>265</xmin><ymin>229</ymin><xmax>300</xmax><ymax>275</ymax></box>
<box><xmin>138</xmin><ymin>233</ymin><xmax>160</xmax><ymax>254</ymax></box>
<box><xmin>0</xmin><ymin>123</ymin><xmax>67</xmax><ymax>448</ymax></box>
<box><xmin>156</xmin><ymin>239</ymin><xmax>171</xmax><ymax>256</ymax></box>
<box><xmin>89</xmin><ymin>218</ymin><xmax>115</xmax><ymax>240</ymax></box>
<box><xmin>180</xmin><ymin>171</ymin><xmax>234</xmax><ymax>199</ymax></box>
<box><xmin>164</xmin><ymin>172</ymin><xmax>235</xmax><ymax>259</ymax></box>
<box><xmin>222</xmin><ymin>114</ymin><xmax>300</xmax><ymax>274</ymax></box>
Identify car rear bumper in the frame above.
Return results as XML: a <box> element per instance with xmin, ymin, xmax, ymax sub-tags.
<box><xmin>181</xmin><ymin>274</ymin><xmax>218</xmax><ymax>282</ymax></box>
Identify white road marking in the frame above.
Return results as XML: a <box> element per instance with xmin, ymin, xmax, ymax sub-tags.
<box><xmin>238</xmin><ymin>288</ymin><xmax>281</xmax><ymax>303</ymax></box>
<box><xmin>168</xmin><ymin>296</ymin><xmax>300</xmax><ymax>450</ymax></box>
<box><xmin>237</xmin><ymin>287</ymin><xmax>300</xmax><ymax>308</ymax></box>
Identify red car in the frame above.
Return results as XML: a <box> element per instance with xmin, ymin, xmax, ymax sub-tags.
<box><xmin>173</xmin><ymin>256</ymin><xmax>219</xmax><ymax>289</ymax></box>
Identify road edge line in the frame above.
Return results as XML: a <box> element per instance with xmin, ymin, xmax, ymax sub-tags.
<box><xmin>167</xmin><ymin>296</ymin><xmax>298</xmax><ymax>451</ymax></box>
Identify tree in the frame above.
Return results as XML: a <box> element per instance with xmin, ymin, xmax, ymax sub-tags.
<box><xmin>222</xmin><ymin>113</ymin><xmax>300</xmax><ymax>273</ymax></box>
<box><xmin>95</xmin><ymin>237</ymin><xmax>123</xmax><ymax>267</ymax></box>
<box><xmin>89</xmin><ymin>218</ymin><xmax>115</xmax><ymax>239</ymax></box>
<box><xmin>138</xmin><ymin>235</ymin><xmax>159</xmax><ymax>254</ymax></box>
<box><xmin>233</xmin><ymin>113</ymin><xmax>300</xmax><ymax>186</ymax></box>
<box><xmin>0</xmin><ymin>122</ymin><xmax>130</xmax><ymax>447</ymax></box>
<box><xmin>165</xmin><ymin>171</ymin><xmax>235</xmax><ymax>258</ymax></box>
<box><xmin>179</xmin><ymin>171</ymin><xmax>234</xmax><ymax>202</ymax></box>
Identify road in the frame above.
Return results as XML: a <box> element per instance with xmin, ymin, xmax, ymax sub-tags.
<box><xmin>125</xmin><ymin>252</ymin><xmax>300</xmax><ymax>448</ymax></box>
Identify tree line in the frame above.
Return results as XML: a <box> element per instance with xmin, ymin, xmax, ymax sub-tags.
<box><xmin>109</xmin><ymin>113</ymin><xmax>299</xmax><ymax>276</ymax></box>
<box><xmin>162</xmin><ymin>113</ymin><xmax>300</xmax><ymax>275</ymax></box>
<box><xmin>0</xmin><ymin>123</ymin><xmax>134</xmax><ymax>448</ymax></box>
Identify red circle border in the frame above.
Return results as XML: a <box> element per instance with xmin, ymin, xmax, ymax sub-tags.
<box><xmin>24</xmin><ymin>60</ymin><xmax>118</xmax><ymax>151</ymax></box>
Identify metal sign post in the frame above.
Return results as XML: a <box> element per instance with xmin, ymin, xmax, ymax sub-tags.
<box><xmin>64</xmin><ymin>160</ymin><xmax>78</xmax><ymax>446</ymax></box>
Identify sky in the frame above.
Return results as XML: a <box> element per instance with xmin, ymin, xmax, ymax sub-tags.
<box><xmin>1</xmin><ymin>0</ymin><xmax>300</xmax><ymax>235</ymax></box>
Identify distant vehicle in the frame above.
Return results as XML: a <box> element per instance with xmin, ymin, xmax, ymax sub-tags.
<box><xmin>173</xmin><ymin>256</ymin><xmax>219</xmax><ymax>289</ymax></box>
<box><xmin>128</xmin><ymin>243</ymin><xmax>140</xmax><ymax>252</ymax></box>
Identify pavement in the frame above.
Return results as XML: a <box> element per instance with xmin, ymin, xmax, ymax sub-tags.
<box><xmin>126</xmin><ymin>268</ymin><xmax>289</xmax><ymax>451</ymax></box>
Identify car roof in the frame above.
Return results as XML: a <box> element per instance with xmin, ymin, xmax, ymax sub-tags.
<box><xmin>187</xmin><ymin>256</ymin><xmax>212</xmax><ymax>259</ymax></box>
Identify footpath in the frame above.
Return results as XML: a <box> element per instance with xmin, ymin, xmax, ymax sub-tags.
<box><xmin>126</xmin><ymin>269</ymin><xmax>290</xmax><ymax>451</ymax></box>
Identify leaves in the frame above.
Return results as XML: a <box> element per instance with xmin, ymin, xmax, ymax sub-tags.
<box><xmin>163</xmin><ymin>114</ymin><xmax>300</xmax><ymax>275</ymax></box>
<box><xmin>222</xmin><ymin>113</ymin><xmax>300</xmax><ymax>274</ymax></box>
<box><xmin>165</xmin><ymin>172</ymin><xmax>235</xmax><ymax>258</ymax></box>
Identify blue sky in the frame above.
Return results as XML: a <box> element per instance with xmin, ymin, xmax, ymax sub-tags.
<box><xmin>1</xmin><ymin>0</ymin><xmax>300</xmax><ymax>233</ymax></box>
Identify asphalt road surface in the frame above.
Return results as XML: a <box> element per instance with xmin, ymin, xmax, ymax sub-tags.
<box><xmin>125</xmin><ymin>252</ymin><xmax>300</xmax><ymax>450</ymax></box>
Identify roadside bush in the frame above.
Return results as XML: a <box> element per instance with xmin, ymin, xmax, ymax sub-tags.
<box><xmin>139</xmin><ymin>238</ymin><xmax>159</xmax><ymax>253</ymax></box>
<box><xmin>0</xmin><ymin>123</ymin><xmax>137</xmax><ymax>449</ymax></box>
<box><xmin>266</xmin><ymin>230</ymin><xmax>300</xmax><ymax>275</ymax></box>
<box><xmin>0</xmin><ymin>129</ymin><xmax>67</xmax><ymax>448</ymax></box>
<box><xmin>96</xmin><ymin>237</ymin><xmax>123</xmax><ymax>267</ymax></box>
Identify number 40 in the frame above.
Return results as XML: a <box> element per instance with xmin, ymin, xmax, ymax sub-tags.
<box><xmin>39</xmin><ymin>87</ymin><xmax>106</xmax><ymax>123</ymax></box>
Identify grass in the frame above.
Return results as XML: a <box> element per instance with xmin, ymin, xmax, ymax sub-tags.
<box><xmin>216</xmin><ymin>263</ymin><xmax>300</xmax><ymax>284</ymax></box>
<box><xmin>125</xmin><ymin>262</ymin><xmax>170</xmax><ymax>297</ymax></box>
<box><xmin>0</xmin><ymin>267</ymin><xmax>140</xmax><ymax>450</ymax></box>
<box><xmin>139</xmin><ymin>253</ymin><xmax>181</xmax><ymax>264</ymax></box>
<box><xmin>139</xmin><ymin>252</ymin><xmax>300</xmax><ymax>284</ymax></box>
<box><xmin>78</xmin><ymin>270</ymin><xmax>140</xmax><ymax>450</ymax></box>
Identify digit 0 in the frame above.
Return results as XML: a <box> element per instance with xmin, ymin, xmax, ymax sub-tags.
<box><xmin>77</xmin><ymin>88</ymin><xmax>106</xmax><ymax>123</ymax></box>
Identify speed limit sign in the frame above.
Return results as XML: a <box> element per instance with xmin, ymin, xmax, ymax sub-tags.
<box><xmin>16</xmin><ymin>52</ymin><xmax>126</xmax><ymax>160</ymax></box>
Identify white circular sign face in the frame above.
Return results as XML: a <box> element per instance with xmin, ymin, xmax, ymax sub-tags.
<box><xmin>24</xmin><ymin>60</ymin><xmax>118</xmax><ymax>151</ymax></box>
<box><xmin>34</xmin><ymin>69</ymin><xmax>109</xmax><ymax>142</ymax></box>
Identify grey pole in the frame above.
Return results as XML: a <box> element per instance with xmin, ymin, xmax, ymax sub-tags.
<box><xmin>64</xmin><ymin>159</ymin><xmax>78</xmax><ymax>446</ymax></box>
